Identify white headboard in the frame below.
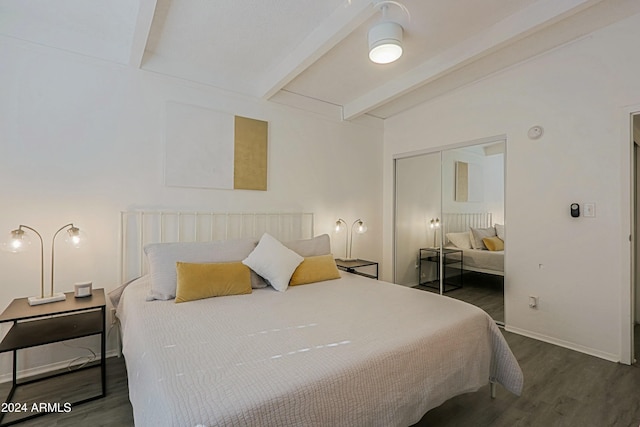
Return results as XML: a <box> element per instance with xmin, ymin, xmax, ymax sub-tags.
<box><xmin>119</xmin><ymin>211</ymin><xmax>314</xmax><ymax>282</ymax></box>
<box><xmin>442</xmin><ymin>212</ymin><xmax>493</xmax><ymax>242</ymax></box>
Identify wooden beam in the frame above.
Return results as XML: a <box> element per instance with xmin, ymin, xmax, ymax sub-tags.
<box><xmin>257</xmin><ymin>0</ymin><xmax>376</xmax><ymax>100</ymax></box>
<box><xmin>128</xmin><ymin>0</ymin><xmax>158</xmax><ymax>68</ymax></box>
<box><xmin>342</xmin><ymin>0</ymin><xmax>601</xmax><ymax>120</ymax></box>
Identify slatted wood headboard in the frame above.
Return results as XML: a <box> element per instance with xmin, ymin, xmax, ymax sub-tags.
<box><xmin>442</xmin><ymin>212</ymin><xmax>493</xmax><ymax>243</ymax></box>
<box><xmin>119</xmin><ymin>211</ymin><xmax>314</xmax><ymax>282</ymax></box>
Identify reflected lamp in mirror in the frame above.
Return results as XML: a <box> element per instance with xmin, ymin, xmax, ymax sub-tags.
<box><xmin>430</xmin><ymin>218</ymin><xmax>440</xmax><ymax>248</ymax></box>
<box><xmin>3</xmin><ymin>223</ymin><xmax>86</xmax><ymax>306</ymax></box>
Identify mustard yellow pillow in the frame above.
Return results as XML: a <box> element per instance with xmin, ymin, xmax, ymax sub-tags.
<box><xmin>289</xmin><ymin>254</ymin><xmax>341</xmax><ymax>286</ymax></box>
<box><xmin>482</xmin><ymin>236</ymin><xmax>504</xmax><ymax>251</ymax></box>
<box><xmin>175</xmin><ymin>261</ymin><xmax>252</xmax><ymax>303</ymax></box>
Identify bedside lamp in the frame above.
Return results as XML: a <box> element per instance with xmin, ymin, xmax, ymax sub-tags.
<box><xmin>430</xmin><ymin>218</ymin><xmax>440</xmax><ymax>248</ymax></box>
<box><xmin>335</xmin><ymin>218</ymin><xmax>368</xmax><ymax>261</ymax></box>
<box><xmin>4</xmin><ymin>223</ymin><xmax>85</xmax><ymax>306</ymax></box>
<box><xmin>335</xmin><ymin>219</ymin><xmax>348</xmax><ymax>261</ymax></box>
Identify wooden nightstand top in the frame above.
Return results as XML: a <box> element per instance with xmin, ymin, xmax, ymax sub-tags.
<box><xmin>0</xmin><ymin>289</ymin><xmax>105</xmax><ymax>323</ymax></box>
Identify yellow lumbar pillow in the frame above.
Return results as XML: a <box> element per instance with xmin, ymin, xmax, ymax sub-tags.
<box><xmin>482</xmin><ymin>236</ymin><xmax>504</xmax><ymax>251</ymax></box>
<box><xmin>289</xmin><ymin>254</ymin><xmax>341</xmax><ymax>286</ymax></box>
<box><xmin>175</xmin><ymin>261</ymin><xmax>252</xmax><ymax>303</ymax></box>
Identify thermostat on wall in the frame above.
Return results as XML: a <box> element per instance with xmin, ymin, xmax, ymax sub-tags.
<box><xmin>570</xmin><ymin>203</ymin><xmax>580</xmax><ymax>218</ymax></box>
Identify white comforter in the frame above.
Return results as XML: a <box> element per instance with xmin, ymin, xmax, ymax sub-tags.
<box><xmin>118</xmin><ymin>274</ymin><xmax>522</xmax><ymax>427</ymax></box>
<box><xmin>462</xmin><ymin>248</ymin><xmax>504</xmax><ymax>273</ymax></box>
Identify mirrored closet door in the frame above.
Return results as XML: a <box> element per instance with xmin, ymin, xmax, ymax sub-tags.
<box><xmin>394</xmin><ymin>152</ymin><xmax>442</xmax><ymax>291</ymax></box>
<box><xmin>394</xmin><ymin>139</ymin><xmax>505</xmax><ymax>324</ymax></box>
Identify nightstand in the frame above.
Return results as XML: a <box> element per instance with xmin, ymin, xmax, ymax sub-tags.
<box><xmin>419</xmin><ymin>248</ymin><xmax>463</xmax><ymax>292</ymax></box>
<box><xmin>0</xmin><ymin>289</ymin><xmax>106</xmax><ymax>426</ymax></box>
<box><xmin>335</xmin><ymin>259</ymin><xmax>379</xmax><ymax>280</ymax></box>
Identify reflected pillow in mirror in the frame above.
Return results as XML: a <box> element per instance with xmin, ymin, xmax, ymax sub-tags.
<box><xmin>470</xmin><ymin>227</ymin><xmax>497</xmax><ymax>250</ymax></box>
<box><xmin>446</xmin><ymin>232</ymin><xmax>472</xmax><ymax>249</ymax></box>
<box><xmin>482</xmin><ymin>236</ymin><xmax>504</xmax><ymax>252</ymax></box>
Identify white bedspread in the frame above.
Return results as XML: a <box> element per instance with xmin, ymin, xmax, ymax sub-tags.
<box><xmin>118</xmin><ymin>274</ymin><xmax>522</xmax><ymax>427</ymax></box>
<box><xmin>461</xmin><ymin>248</ymin><xmax>504</xmax><ymax>273</ymax></box>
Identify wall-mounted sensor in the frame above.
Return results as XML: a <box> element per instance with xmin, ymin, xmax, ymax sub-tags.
<box><xmin>528</xmin><ymin>125</ymin><xmax>544</xmax><ymax>140</ymax></box>
<box><xmin>570</xmin><ymin>203</ymin><xmax>580</xmax><ymax>218</ymax></box>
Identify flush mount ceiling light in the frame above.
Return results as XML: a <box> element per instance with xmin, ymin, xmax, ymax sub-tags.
<box><xmin>368</xmin><ymin>1</ymin><xmax>409</xmax><ymax>64</ymax></box>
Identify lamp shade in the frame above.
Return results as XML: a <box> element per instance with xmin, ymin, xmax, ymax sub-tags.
<box><xmin>355</xmin><ymin>220</ymin><xmax>368</xmax><ymax>234</ymax></box>
<box><xmin>368</xmin><ymin>21</ymin><xmax>403</xmax><ymax>64</ymax></box>
<box><xmin>65</xmin><ymin>226</ymin><xmax>86</xmax><ymax>248</ymax></box>
<box><xmin>4</xmin><ymin>229</ymin><xmax>31</xmax><ymax>253</ymax></box>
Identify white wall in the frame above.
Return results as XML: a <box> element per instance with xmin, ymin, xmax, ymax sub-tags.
<box><xmin>0</xmin><ymin>37</ymin><xmax>383</xmax><ymax>375</ymax></box>
<box><xmin>383</xmin><ymin>12</ymin><xmax>640</xmax><ymax>362</ymax></box>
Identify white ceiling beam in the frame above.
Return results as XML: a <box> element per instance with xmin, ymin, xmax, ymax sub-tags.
<box><xmin>257</xmin><ymin>0</ymin><xmax>376</xmax><ymax>100</ymax></box>
<box><xmin>342</xmin><ymin>0</ymin><xmax>601</xmax><ymax>120</ymax></box>
<box><xmin>128</xmin><ymin>0</ymin><xmax>158</xmax><ymax>68</ymax></box>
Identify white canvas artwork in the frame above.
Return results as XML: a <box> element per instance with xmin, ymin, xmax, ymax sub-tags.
<box><xmin>164</xmin><ymin>102</ymin><xmax>235</xmax><ymax>189</ymax></box>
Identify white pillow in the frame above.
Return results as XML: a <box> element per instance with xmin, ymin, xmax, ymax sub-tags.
<box><xmin>243</xmin><ymin>233</ymin><xmax>304</xmax><ymax>292</ymax></box>
<box><xmin>144</xmin><ymin>239</ymin><xmax>256</xmax><ymax>301</ymax></box>
<box><xmin>248</xmin><ymin>234</ymin><xmax>331</xmax><ymax>289</ymax></box>
<box><xmin>446</xmin><ymin>232</ymin><xmax>473</xmax><ymax>249</ymax></box>
<box><xmin>495</xmin><ymin>223</ymin><xmax>505</xmax><ymax>241</ymax></box>
<box><xmin>470</xmin><ymin>227</ymin><xmax>497</xmax><ymax>250</ymax></box>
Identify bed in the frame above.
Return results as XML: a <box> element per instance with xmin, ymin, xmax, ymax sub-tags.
<box><xmin>115</xmin><ymin>211</ymin><xmax>522</xmax><ymax>427</ymax></box>
<box><xmin>443</xmin><ymin>213</ymin><xmax>504</xmax><ymax>276</ymax></box>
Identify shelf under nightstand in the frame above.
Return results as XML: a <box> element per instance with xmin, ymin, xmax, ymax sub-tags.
<box><xmin>0</xmin><ymin>289</ymin><xmax>106</xmax><ymax>426</ymax></box>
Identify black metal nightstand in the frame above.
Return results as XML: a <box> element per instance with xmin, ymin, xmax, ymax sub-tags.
<box><xmin>0</xmin><ymin>289</ymin><xmax>106</xmax><ymax>426</ymax></box>
<box><xmin>419</xmin><ymin>248</ymin><xmax>463</xmax><ymax>292</ymax></box>
<box><xmin>335</xmin><ymin>259</ymin><xmax>379</xmax><ymax>280</ymax></box>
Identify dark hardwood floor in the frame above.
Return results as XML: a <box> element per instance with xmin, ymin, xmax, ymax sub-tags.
<box><xmin>1</xmin><ymin>357</ymin><xmax>134</xmax><ymax>427</ymax></box>
<box><xmin>5</xmin><ymin>326</ymin><xmax>639</xmax><ymax>427</ymax></box>
<box><xmin>415</xmin><ymin>271</ymin><xmax>505</xmax><ymax>322</ymax></box>
<box><xmin>415</xmin><ymin>326</ymin><xmax>640</xmax><ymax>427</ymax></box>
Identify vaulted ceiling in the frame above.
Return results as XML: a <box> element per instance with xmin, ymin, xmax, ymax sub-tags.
<box><xmin>2</xmin><ymin>0</ymin><xmax>638</xmax><ymax>120</ymax></box>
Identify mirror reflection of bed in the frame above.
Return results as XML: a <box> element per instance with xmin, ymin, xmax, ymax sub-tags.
<box><xmin>416</xmin><ymin>212</ymin><xmax>505</xmax><ymax>324</ymax></box>
<box><xmin>394</xmin><ymin>139</ymin><xmax>505</xmax><ymax>324</ymax></box>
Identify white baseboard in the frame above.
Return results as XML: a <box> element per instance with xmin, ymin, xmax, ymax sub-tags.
<box><xmin>505</xmin><ymin>325</ymin><xmax>620</xmax><ymax>363</ymax></box>
<box><xmin>0</xmin><ymin>350</ymin><xmax>121</xmax><ymax>384</ymax></box>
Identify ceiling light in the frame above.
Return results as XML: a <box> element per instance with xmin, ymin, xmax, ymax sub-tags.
<box><xmin>368</xmin><ymin>21</ymin><xmax>403</xmax><ymax>64</ymax></box>
<box><xmin>368</xmin><ymin>1</ymin><xmax>409</xmax><ymax>65</ymax></box>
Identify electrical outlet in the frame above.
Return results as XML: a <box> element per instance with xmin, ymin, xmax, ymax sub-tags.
<box><xmin>110</xmin><ymin>308</ymin><xmax>117</xmax><ymax>324</ymax></box>
<box><xmin>528</xmin><ymin>296</ymin><xmax>538</xmax><ymax>309</ymax></box>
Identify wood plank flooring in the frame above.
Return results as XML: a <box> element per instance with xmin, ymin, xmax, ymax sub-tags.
<box><xmin>3</xmin><ymin>357</ymin><xmax>134</xmax><ymax>427</ymax></box>
<box><xmin>415</xmin><ymin>271</ymin><xmax>505</xmax><ymax>322</ymax></box>
<box><xmin>414</xmin><ymin>327</ymin><xmax>640</xmax><ymax>427</ymax></box>
<box><xmin>5</xmin><ymin>327</ymin><xmax>639</xmax><ymax>427</ymax></box>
